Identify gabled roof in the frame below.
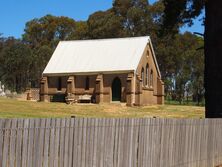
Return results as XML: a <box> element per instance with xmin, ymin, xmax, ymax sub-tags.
<box><xmin>43</xmin><ymin>36</ymin><xmax>161</xmax><ymax>77</ymax></box>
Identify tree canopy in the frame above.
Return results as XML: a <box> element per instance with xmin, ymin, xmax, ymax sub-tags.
<box><xmin>161</xmin><ymin>0</ymin><xmax>204</xmax><ymax>35</ymax></box>
<box><xmin>0</xmin><ymin>39</ymin><xmax>33</xmax><ymax>92</ymax></box>
<box><xmin>23</xmin><ymin>15</ymin><xmax>77</xmax><ymax>48</ymax></box>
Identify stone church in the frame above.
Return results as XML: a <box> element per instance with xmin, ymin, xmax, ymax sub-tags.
<box><xmin>40</xmin><ymin>36</ymin><xmax>164</xmax><ymax>106</ymax></box>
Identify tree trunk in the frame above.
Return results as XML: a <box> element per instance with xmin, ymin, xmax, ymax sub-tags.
<box><xmin>205</xmin><ymin>1</ymin><xmax>222</xmax><ymax>117</ymax></box>
<box><xmin>197</xmin><ymin>93</ymin><xmax>200</xmax><ymax>106</ymax></box>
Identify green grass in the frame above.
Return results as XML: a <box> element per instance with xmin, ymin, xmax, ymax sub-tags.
<box><xmin>165</xmin><ymin>99</ymin><xmax>205</xmax><ymax>106</ymax></box>
<box><xmin>0</xmin><ymin>97</ymin><xmax>205</xmax><ymax>118</ymax></box>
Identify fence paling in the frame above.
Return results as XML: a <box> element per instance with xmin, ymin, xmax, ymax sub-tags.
<box><xmin>0</xmin><ymin>118</ymin><xmax>222</xmax><ymax>167</ymax></box>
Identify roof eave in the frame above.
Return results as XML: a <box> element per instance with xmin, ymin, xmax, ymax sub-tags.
<box><xmin>148</xmin><ymin>38</ymin><xmax>162</xmax><ymax>79</ymax></box>
<box><xmin>43</xmin><ymin>70</ymin><xmax>135</xmax><ymax>77</ymax></box>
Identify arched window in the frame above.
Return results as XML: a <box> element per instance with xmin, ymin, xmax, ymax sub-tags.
<box><xmin>85</xmin><ymin>76</ymin><xmax>89</xmax><ymax>90</ymax></box>
<box><xmin>141</xmin><ymin>68</ymin><xmax>144</xmax><ymax>86</ymax></box>
<box><xmin>112</xmin><ymin>77</ymin><xmax>121</xmax><ymax>101</ymax></box>
<box><xmin>150</xmin><ymin>70</ymin><xmax>153</xmax><ymax>87</ymax></box>
<box><xmin>58</xmin><ymin>77</ymin><xmax>62</xmax><ymax>91</ymax></box>
<box><xmin>145</xmin><ymin>64</ymin><xmax>149</xmax><ymax>87</ymax></box>
<box><xmin>147</xmin><ymin>49</ymin><xmax>149</xmax><ymax>57</ymax></box>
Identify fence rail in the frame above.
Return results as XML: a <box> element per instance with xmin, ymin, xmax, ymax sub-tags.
<box><xmin>0</xmin><ymin>118</ymin><xmax>222</xmax><ymax>167</ymax></box>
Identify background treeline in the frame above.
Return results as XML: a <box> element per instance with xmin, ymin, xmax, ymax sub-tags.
<box><xmin>0</xmin><ymin>0</ymin><xmax>204</xmax><ymax>105</ymax></box>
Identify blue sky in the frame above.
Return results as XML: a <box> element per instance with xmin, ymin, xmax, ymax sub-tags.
<box><xmin>0</xmin><ymin>0</ymin><xmax>204</xmax><ymax>38</ymax></box>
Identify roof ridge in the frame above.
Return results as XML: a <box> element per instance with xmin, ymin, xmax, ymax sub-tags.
<box><xmin>60</xmin><ymin>36</ymin><xmax>150</xmax><ymax>43</ymax></box>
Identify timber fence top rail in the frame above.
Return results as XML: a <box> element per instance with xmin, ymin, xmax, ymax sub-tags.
<box><xmin>1</xmin><ymin>117</ymin><xmax>221</xmax><ymax>121</ymax></box>
<box><xmin>0</xmin><ymin>117</ymin><xmax>221</xmax><ymax>131</ymax></box>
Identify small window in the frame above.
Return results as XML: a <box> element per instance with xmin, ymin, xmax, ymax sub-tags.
<box><xmin>150</xmin><ymin>70</ymin><xmax>153</xmax><ymax>87</ymax></box>
<box><xmin>85</xmin><ymin>76</ymin><xmax>89</xmax><ymax>90</ymax></box>
<box><xmin>145</xmin><ymin>64</ymin><xmax>149</xmax><ymax>87</ymax></box>
<box><xmin>58</xmin><ymin>77</ymin><xmax>62</xmax><ymax>91</ymax></box>
<box><xmin>141</xmin><ymin>68</ymin><xmax>144</xmax><ymax>86</ymax></box>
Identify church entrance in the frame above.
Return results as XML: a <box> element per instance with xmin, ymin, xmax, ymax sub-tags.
<box><xmin>112</xmin><ymin>77</ymin><xmax>121</xmax><ymax>101</ymax></box>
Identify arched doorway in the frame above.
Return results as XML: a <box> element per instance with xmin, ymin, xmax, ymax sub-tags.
<box><xmin>112</xmin><ymin>77</ymin><xmax>121</xmax><ymax>101</ymax></box>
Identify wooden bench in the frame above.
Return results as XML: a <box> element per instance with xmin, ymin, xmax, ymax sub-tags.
<box><xmin>78</xmin><ymin>94</ymin><xmax>92</xmax><ymax>103</ymax></box>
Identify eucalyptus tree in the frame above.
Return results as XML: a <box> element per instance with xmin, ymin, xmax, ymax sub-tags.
<box><xmin>162</xmin><ymin>0</ymin><xmax>222</xmax><ymax>117</ymax></box>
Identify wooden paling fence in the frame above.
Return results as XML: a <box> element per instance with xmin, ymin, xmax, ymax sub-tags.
<box><xmin>0</xmin><ymin>118</ymin><xmax>222</xmax><ymax>167</ymax></box>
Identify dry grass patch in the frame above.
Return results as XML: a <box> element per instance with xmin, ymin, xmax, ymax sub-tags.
<box><xmin>0</xmin><ymin>97</ymin><xmax>205</xmax><ymax>118</ymax></box>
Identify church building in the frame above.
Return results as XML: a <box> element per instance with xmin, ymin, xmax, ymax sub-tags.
<box><xmin>40</xmin><ymin>36</ymin><xmax>164</xmax><ymax>106</ymax></box>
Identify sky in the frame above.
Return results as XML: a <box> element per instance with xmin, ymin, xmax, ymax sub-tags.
<box><xmin>0</xmin><ymin>0</ymin><xmax>204</xmax><ymax>38</ymax></box>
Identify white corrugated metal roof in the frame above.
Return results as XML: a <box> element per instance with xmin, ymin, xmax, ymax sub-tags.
<box><xmin>43</xmin><ymin>36</ymin><xmax>160</xmax><ymax>76</ymax></box>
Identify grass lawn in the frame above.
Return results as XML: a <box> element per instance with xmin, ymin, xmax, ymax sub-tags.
<box><xmin>0</xmin><ymin>97</ymin><xmax>205</xmax><ymax>118</ymax></box>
